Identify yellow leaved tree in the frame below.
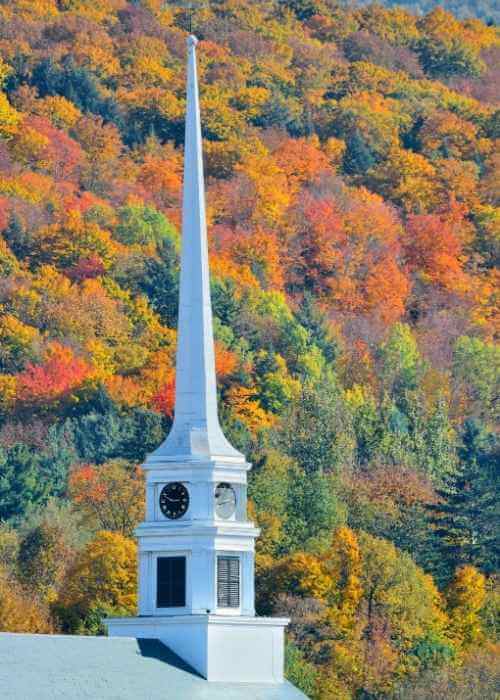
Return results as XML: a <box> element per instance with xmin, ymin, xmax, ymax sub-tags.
<box><xmin>446</xmin><ymin>565</ymin><xmax>486</xmax><ymax>647</ymax></box>
<box><xmin>56</xmin><ymin>530</ymin><xmax>137</xmax><ymax>634</ymax></box>
<box><xmin>0</xmin><ymin>567</ymin><xmax>52</xmax><ymax>633</ymax></box>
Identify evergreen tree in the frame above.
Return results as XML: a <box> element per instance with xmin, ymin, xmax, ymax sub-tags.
<box><xmin>0</xmin><ymin>427</ymin><xmax>73</xmax><ymax>522</ymax></box>
<box><xmin>211</xmin><ymin>278</ymin><xmax>243</xmax><ymax>330</ymax></box>
<box><xmin>67</xmin><ymin>405</ymin><xmax>155</xmax><ymax>465</ymax></box>
<box><xmin>0</xmin><ymin>444</ymin><xmax>44</xmax><ymax>522</ymax></box>
<box><xmin>343</xmin><ymin>130</ymin><xmax>376</xmax><ymax>175</ymax></box>
<box><xmin>280</xmin><ymin>0</ymin><xmax>321</xmax><ymax>21</ymax></box>
<box><xmin>427</xmin><ymin>420</ymin><xmax>499</xmax><ymax>583</ymax></box>
<box><xmin>30</xmin><ymin>57</ymin><xmax>121</xmax><ymax>126</ymax></box>
<box><xmin>295</xmin><ymin>293</ymin><xmax>339</xmax><ymax>364</ymax></box>
<box><xmin>2</xmin><ymin>215</ymin><xmax>32</xmax><ymax>262</ymax></box>
<box><xmin>66</xmin><ymin>387</ymin><xmax>165</xmax><ymax>465</ymax></box>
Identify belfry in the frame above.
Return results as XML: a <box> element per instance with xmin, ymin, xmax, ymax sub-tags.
<box><xmin>106</xmin><ymin>36</ymin><xmax>289</xmax><ymax>684</ymax></box>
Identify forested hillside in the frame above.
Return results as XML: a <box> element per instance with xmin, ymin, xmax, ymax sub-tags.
<box><xmin>0</xmin><ymin>1</ymin><xmax>498</xmax><ymax>698</ymax></box>
<box><xmin>369</xmin><ymin>0</ymin><xmax>499</xmax><ymax>24</ymax></box>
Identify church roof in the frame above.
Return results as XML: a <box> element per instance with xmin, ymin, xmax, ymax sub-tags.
<box><xmin>0</xmin><ymin>633</ymin><xmax>308</xmax><ymax>699</ymax></box>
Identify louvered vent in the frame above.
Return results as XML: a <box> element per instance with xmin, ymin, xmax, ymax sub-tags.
<box><xmin>217</xmin><ymin>556</ymin><xmax>240</xmax><ymax>608</ymax></box>
<box><xmin>157</xmin><ymin>556</ymin><xmax>186</xmax><ymax>608</ymax></box>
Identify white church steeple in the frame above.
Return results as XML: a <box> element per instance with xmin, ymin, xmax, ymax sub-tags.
<box><xmin>147</xmin><ymin>35</ymin><xmax>242</xmax><ymax>464</ymax></box>
<box><xmin>106</xmin><ymin>36</ymin><xmax>289</xmax><ymax>685</ymax></box>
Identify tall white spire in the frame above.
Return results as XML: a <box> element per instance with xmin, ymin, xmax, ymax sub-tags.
<box><xmin>107</xmin><ymin>38</ymin><xmax>290</xmax><ymax>685</ymax></box>
<box><xmin>147</xmin><ymin>35</ymin><xmax>242</xmax><ymax>463</ymax></box>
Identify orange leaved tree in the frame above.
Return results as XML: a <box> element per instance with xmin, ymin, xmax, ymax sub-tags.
<box><xmin>69</xmin><ymin>460</ymin><xmax>144</xmax><ymax>537</ymax></box>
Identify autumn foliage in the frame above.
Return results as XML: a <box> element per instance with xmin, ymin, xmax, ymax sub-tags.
<box><xmin>17</xmin><ymin>343</ymin><xmax>92</xmax><ymax>407</ymax></box>
<box><xmin>0</xmin><ymin>567</ymin><xmax>52</xmax><ymax>634</ymax></box>
<box><xmin>0</xmin><ymin>1</ymin><xmax>498</xmax><ymax>697</ymax></box>
<box><xmin>69</xmin><ymin>460</ymin><xmax>144</xmax><ymax>537</ymax></box>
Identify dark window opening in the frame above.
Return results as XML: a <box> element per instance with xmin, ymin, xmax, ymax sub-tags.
<box><xmin>217</xmin><ymin>556</ymin><xmax>240</xmax><ymax>608</ymax></box>
<box><xmin>157</xmin><ymin>556</ymin><xmax>186</xmax><ymax>608</ymax></box>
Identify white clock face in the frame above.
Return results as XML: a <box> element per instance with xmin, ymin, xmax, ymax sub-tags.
<box><xmin>215</xmin><ymin>482</ymin><xmax>237</xmax><ymax>519</ymax></box>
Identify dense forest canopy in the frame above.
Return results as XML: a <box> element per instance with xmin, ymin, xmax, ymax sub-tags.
<box><xmin>364</xmin><ymin>0</ymin><xmax>499</xmax><ymax>24</ymax></box>
<box><xmin>0</xmin><ymin>1</ymin><xmax>498</xmax><ymax>698</ymax></box>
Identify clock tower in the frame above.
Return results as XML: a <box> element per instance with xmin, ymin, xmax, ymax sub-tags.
<box><xmin>105</xmin><ymin>35</ymin><xmax>289</xmax><ymax>684</ymax></box>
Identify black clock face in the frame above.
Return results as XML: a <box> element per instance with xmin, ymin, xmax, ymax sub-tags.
<box><xmin>159</xmin><ymin>482</ymin><xmax>189</xmax><ymax>520</ymax></box>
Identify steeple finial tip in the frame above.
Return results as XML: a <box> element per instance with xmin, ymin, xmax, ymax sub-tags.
<box><xmin>187</xmin><ymin>34</ymin><xmax>198</xmax><ymax>47</ymax></box>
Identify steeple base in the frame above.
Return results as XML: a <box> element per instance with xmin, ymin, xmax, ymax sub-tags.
<box><xmin>105</xmin><ymin>614</ymin><xmax>289</xmax><ymax>683</ymax></box>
